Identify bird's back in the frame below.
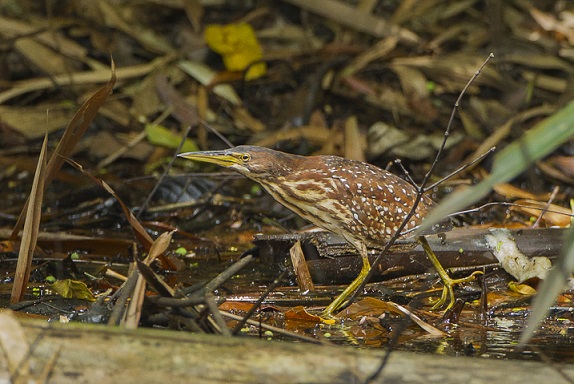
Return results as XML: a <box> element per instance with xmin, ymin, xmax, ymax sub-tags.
<box><xmin>257</xmin><ymin>154</ymin><xmax>433</xmax><ymax>246</ymax></box>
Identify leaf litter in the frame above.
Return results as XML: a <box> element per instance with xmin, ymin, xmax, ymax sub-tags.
<box><xmin>1</xmin><ymin>0</ymin><xmax>574</xmax><ymax>363</ymax></box>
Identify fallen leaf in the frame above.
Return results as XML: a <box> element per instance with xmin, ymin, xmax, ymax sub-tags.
<box><xmin>205</xmin><ymin>22</ymin><xmax>266</xmax><ymax>80</ymax></box>
<box><xmin>50</xmin><ymin>279</ymin><xmax>96</xmax><ymax>301</ymax></box>
<box><xmin>145</xmin><ymin>123</ymin><xmax>198</xmax><ymax>152</ymax></box>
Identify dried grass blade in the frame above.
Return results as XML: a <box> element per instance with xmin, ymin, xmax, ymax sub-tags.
<box><xmin>124</xmin><ymin>231</ymin><xmax>174</xmax><ymax>329</ymax></box>
<box><xmin>10</xmin><ymin>133</ymin><xmax>47</xmax><ymax>304</ymax></box>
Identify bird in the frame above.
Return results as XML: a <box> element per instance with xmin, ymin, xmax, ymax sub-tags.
<box><xmin>179</xmin><ymin>145</ymin><xmax>460</xmax><ymax>315</ymax></box>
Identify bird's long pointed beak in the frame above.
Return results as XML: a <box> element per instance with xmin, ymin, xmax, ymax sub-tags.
<box><xmin>178</xmin><ymin>150</ymin><xmax>240</xmax><ymax>168</ymax></box>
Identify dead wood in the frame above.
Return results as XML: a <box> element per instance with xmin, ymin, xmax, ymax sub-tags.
<box><xmin>1</xmin><ymin>313</ymin><xmax>573</xmax><ymax>384</ymax></box>
<box><xmin>255</xmin><ymin>227</ymin><xmax>564</xmax><ymax>283</ymax></box>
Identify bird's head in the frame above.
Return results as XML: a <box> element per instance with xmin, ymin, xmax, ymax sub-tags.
<box><xmin>179</xmin><ymin>145</ymin><xmax>297</xmax><ymax>180</ymax></box>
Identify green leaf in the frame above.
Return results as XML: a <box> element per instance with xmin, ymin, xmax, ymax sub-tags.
<box><xmin>145</xmin><ymin>124</ymin><xmax>198</xmax><ymax>153</ymax></box>
<box><xmin>50</xmin><ymin>279</ymin><xmax>96</xmax><ymax>302</ymax></box>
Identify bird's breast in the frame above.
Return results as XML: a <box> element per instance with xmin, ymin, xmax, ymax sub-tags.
<box><xmin>257</xmin><ymin>166</ymin><xmax>431</xmax><ymax>245</ymax></box>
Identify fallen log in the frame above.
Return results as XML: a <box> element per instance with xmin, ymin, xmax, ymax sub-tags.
<box><xmin>254</xmin><ymin>227</ymin><xmax>564</xmax><ymax>283</ymax></box>
<box><xmin>1</xmin><ymin>311</ymin><xmax>572</xmax><ymax>384</ymax></box>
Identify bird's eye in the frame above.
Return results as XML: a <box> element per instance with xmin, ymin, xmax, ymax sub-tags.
<box><xmin>241</xmin><ymin>154</ymin><xmax>250</xmax><ymax>162</ymax></box>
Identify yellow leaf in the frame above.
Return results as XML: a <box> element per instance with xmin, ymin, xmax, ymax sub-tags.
<box><xmin>204</xmin><ymin>23</ymin><xmax>266</xmax><ymax>80</ymax></box>
<box><xmin>50</xmin><ymin>279</ymin><xmax>96</xmax><ymax>301</ymax></box>
<box><xmin>508</xmin><ymin>281</ymin><xmax>537</xmax><ymax>296</ymax></box>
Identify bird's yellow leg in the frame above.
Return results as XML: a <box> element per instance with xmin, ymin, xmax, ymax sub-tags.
<box><xmin>418</xmin><ymin>236</ymin><xmax>483</xmax><ymax>310</ymax></box>
<box><xmin>322</xmin><ymin>243</ymin><xmax>369</xmax><ymax>317</ymax></box>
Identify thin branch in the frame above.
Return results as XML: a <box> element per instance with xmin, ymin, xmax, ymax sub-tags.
<box><xmin>424</xmin><ymin>147</ymin><xmax>496</xmax><ymax>191</ymax></box>
<box><xmin>452</xmin><ymin>201</ymin><xmax>574</xmax><ymax>218</ymax></box>
<box><xmin>423</xmin><ymin>53</ymin><xmax>495</xmax><ymax>187</ymax></box>
<box><xmin>364</xmin><ymin>53</ymin><xmax>494</xmax><ymax>383</ymax></box>
<box><xmin>350</xmin><ymin>54</ymin><xmax>495</xmax><ymax>311</ymax></box>
<box><xmin>231</xmin><ymin>270</ymin><xmax>288</xmax><ymax>335</ymax></box>
<box><xmin>532</xmin><ymin>186</ymin><xmax>560</xmax><ymax>228</ymax></box>
<box><xmin>137</xmin><ymin>123</ymin><xmax>195</xmax><ymax>219</ymax></box>
<box><xmin>199</xmin><ymin>118</ymin><xmax>234</xmax><ymax>148</ymax></box>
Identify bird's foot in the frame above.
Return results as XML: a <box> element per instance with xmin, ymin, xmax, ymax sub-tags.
<box><xmin>418</xmin><ymin>236</ymin><xmax>483</xmax><ymax>311</ymax></box>
<box><xmin>430</xmin><ymin>270</ymin><xmax>483</xmax><ymax>310</ymax></box>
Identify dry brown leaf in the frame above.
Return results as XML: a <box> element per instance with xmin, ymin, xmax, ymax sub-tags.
<box><xmin>338</xmin><ymin>297</ymin><xmax>404</xmax><ymax>318</ymax></box>
<box><xmin>156</xmin><ymin>74</ymin><xmax>199</xmax><ymax>127</ymax></box>
<box><xmin>95</xmin><ymin>0</ymin><xmax>173</xmax><ymax>54</ymax></box>
<box><xmin>342</xmin><ymin>37</ymin><xmax>398</xmax><ymax>76</ymax></box>
<box><xmin>283</xmin><ymin>0</ymin><xmax>419</xmax><ymax>43</ymax></box>
<box><xmin>14</xmin><ymin>38</ymin><xmax>72</xmax><ymax>75</ymax></box>
<box><xmin>11</xmin><ymin>61</ymin><xmax>116</xmax><ymax>239</ymax></box>
<box><xmin>252</xmin><ymin>125</ymin><xmax>331</xmax><ymax>148</ymax></box>
<box><xmin>512</xmin><ymin>199</ymin><xmax>572</xmax><ymax>227</ymax></box>
<box><xmin>493</xmin><ymin>183</ymin><xmax>546</xmax><ymax>200</ymax></box>
<box><xmin>219</xmin><ymin>301</ymin><xmax>258</xmax><ymax>312</ymax></box>
<box><xmin>0</xmin><ymin>56</ymin><xmax>170</xmax><ymax>104</ymax></box>
<box><xmin>0</xmin><ymin>105</ymin><xmax>76</xmax><ymax>139</ymax></box>
<box><xmin>0</xmin><ymin>16</ymin><xmax>88</xmax><ymax>59</ymax></box>
<box><xmin>284</xmin><ymin>306</ymin><xmax>326</xmax><ymax>324</ymax></box>
<box><xmin>145</xmin><ymin>230</ymin><xmax>175</xmax><ymax>264</ymax></box>
<box><xmin>232</xmin><ymin>107</ymin><xmax>266</xmax><ymax>132</ymax></box>
<box><xmin>549</xmin><ymin>156</ymin><xmax>574</xmax><ymax>178</ymax></box>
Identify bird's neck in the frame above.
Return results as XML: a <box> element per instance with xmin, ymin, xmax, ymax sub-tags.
<box><xmin>268</xmin><ymin>152</ymin><xmax>305</xmax><ymax>177</ymax></box>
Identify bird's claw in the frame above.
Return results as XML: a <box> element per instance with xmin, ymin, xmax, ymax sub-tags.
<box><xmin>418</xmin><ymin>236</ymin><xmax>483</xmax><ymax>311</ymax></box>
<box><xmin>430</xmin><ymin>270</ymin><xmax>484</xmax><ymax>310</ymax></box>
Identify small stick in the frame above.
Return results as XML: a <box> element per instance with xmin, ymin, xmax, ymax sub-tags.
<box><xmin>454</xmin><ymin>201</ymin><xmax>574</xmax><ymax>219</ymax></box>
<box><xmin>221</xmin><ymin>310</ymin><xmax>326</xmax><ymax>344</ymax></box>
<box><xmin>188</xmin><ymin>254</ymin><xmax>255</xmax><ymax>298</ymax></box>
<box><xmin>424</xmin><ymin>147</ymin><xmax>496</xmax><ymax>191</ymax></box>
<box><xmin>137</xmin><ymin>122</ymin><xmax>194</xmax><ymax>219</ymax></box>
<box><xmin>532</xmin><ymin>185</ymin><xmax>559</xmax><ymax>228</ymax></box>
<box><xmin>289</xmin><ymin>241</ymin><xmax>315</xmax><ymax>292</ymax></box>
<box><xmin>365</xmin><ymin>54</ymin><xmax>494</xmax><ymax>384</ymax></box>
<box><xmin>204</xmin><ymin>293</ymin><xmax>232</xmax><ymax>336</ymax></box>
<box><xmin>349</xmin><ymin>55</ymin><xmax>495</xmax><ymax>311</ymax></box>
<box><xmin>231</xmin><ymin>270</ymin><xmax>288</xmax><ymax>336</ymax></box>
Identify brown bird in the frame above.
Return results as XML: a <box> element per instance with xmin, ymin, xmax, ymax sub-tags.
<box><xmin>179</xmin><ymin>146</ymin><xmax>451</xmax><ymax>315</ymax></box>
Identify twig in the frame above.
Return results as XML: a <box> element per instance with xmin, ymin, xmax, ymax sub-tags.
<box><xmin>532</xmin><ymin>186</ymin><xmax>560</xmax><ymax>228</ymax></box>
<box><xmin>393</xmin><ymin>159</ymin><xmax>417</xmax><ymax>186</ymax></box>
<box><xmin>204</xmin><ymin>293</ymin><xmax>232</xmax><ymax>336</ymax></box>
<box><xmin>365</xmin><ymin>53</ymin><xmax>494</xmax><ymax>384</ymax></box>
<box><xmin>137</xmin><ymin>122</ymin><xmax>195</xmax><ymax>219</ymax></box>
<box><xmin>231</xmin><ymin>270</ymin><xmax>288</xmax><ymax>335</ymax></box>
<box><xmin>198</xmin><ymin>118</ymin><xmax>234</xmax><ymax>148</ymax></box>
<box><xmin>453</xmin><ymin>201</ymin><xmax>574</xmax><ymax>219</ymax></box>
<box><xmin>422</xmin><ymin>53</ymin><xmax>495</xmax><ymax>187</ymax></box>
<box><xmin>107</xmin><ymin>267</ymin><xmax>140</xmax><ymax>326</ymax></box>
<box><xmin>188</xmin><ymin>254</ymin><xmax>255</xmax><ymax>298</ymax></box>
<box><xmin>424</xmin><ymin>147</ymin><xmax>496</xmax><ymax>191</ymax></box>
<box><xmin>220</xmin><ymin>310</ymin><xmax>327</xmax><ymax>344</ymax></box>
